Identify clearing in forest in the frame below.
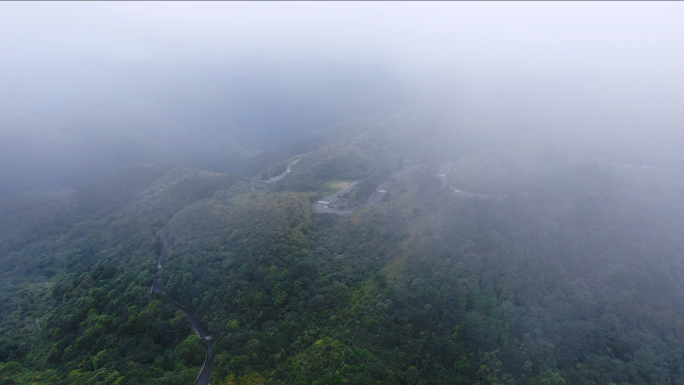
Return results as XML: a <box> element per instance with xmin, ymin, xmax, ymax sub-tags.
<box><xmin>323</xmin><ymin>180</ymin><xmax>356</xmax><ymax>194</ymax></box>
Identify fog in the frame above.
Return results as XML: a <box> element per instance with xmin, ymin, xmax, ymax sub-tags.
<box><xmin>1</xmin><ymin>2</ymin><xmax>684</xmax><ymax>194</ymax></box>
<box><xmin>4</xmin><ymin>4</ymin><xmax>684</xmax><ymax>383</ymax></box>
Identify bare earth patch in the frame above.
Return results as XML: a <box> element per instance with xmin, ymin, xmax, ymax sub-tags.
<box><xmin>332</xmin><ymin>181</ymin><xmax>352</xmax><ymax>189</ymax></box>
<box><xmin>323</xmin><ymin>180</ymin><xmax>356</xmax><ymax>193</ymax></box>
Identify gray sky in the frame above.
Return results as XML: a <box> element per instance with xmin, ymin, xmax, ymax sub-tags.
<box><xmin>1</xmin><ymin>1</ymin><xmax>684</xmax><ymax>194</ymax></box>
<box><xmin>3</xmin><ymin>2</ymin><xmax>683</xmax><ymax>77</ymax></box>
<box><xmin>1</xmin><ymin>2</ymin><xmax>683</xmax><ymax>156</ymax></box>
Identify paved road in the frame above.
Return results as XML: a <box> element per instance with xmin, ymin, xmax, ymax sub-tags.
<box><xmin>153</xmin><ymin>228</ymin><xmax>213</xmax><ymax>385</ymax></box>
<box><xmin>311</xmin><ymin>181</ymin><xmax>360</xmax><ymax>215</ymax></box>
<box><xmin>312</xmin><ymin>164</ymin><xmax>426</xmax><ymax>215</ymax></box>
<box><xmin>438</xmin><ymin>162</ymin><xmax>506</xmax><ymax>198</ymax></box>
<box><xmin>264</xmin><ymin>159</ymin><xmax>300</xmax><ymax>183</ymax></box>
<box><xmin>437</xmin><ymin>162</ymin><xmax>453</xmax><ymax>188</ymax></box>
<box><xmin>364</xmin><ymin>179</ymin><xmax>392</xmax><ymax>206</ymax></box>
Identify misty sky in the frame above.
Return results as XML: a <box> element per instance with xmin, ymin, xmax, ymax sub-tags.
<box><xmin>3</xmin><ymin>2</ymin><xmax>683</xmax><ymax>71</ymax></box>
<box><xmin>1</xmin><ymin>1</ymin><xmax>683</xmax><ymax>159</ymax></box>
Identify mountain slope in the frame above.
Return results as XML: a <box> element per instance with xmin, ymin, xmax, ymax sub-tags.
<box><xmin>2</xmin><ymin>118</ymin><xmax>684</xmax><ymax>384</ymax></box>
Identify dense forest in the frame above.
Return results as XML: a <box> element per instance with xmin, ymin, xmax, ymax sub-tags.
<box><xmin>1</xmin><ymin>108</ymin><xmax>684</xmax><ymax>385</ymax></box>
<box><xmin>5</xmin><ymin>1</ymin><xmax>684</xmax><ymax>384</ymax></box>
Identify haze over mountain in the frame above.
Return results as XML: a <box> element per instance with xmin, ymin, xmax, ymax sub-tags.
<box><xmin>1</xmin><ymin>3</ymin><xmax>684</xmax><ymax>385</ymax></box>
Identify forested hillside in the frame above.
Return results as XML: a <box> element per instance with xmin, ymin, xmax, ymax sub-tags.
<box><xmin>2</xmin><ymin>113</ymin><xmax>684</xmax><ymax>385</ymax></box>
<box><xmin>5</xmin><ymin>2</ymin><xmax>684</xmax><ymax>384</ymax></box>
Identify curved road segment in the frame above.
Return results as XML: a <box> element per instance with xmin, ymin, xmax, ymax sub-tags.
<box><xmin>152</xmin><ymin>228</ymin><xmax>214</xmax><ymax>385</ymax></box>
<box><xmin>263</xmin><ymin>159</ymin><xmax>300</xmax><ymax>183</ymax></box>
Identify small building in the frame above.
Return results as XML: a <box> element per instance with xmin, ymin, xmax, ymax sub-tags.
<box><xmin>330</xmin><ymin>197</ymin><xmax>349</xmax><ymax>209</ymax></box>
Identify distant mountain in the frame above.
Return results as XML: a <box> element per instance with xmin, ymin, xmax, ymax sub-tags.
<box><xmin>0</xmin><ymin>59</ymin><xmax>414</xmax><ymax>197</ymax></box>
<box><xmin>3</xmin><ymin>110</ymin><xmax>684</xmax><ymax>384</ymax></box>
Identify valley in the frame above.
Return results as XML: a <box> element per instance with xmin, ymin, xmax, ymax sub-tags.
<box><xmin>152</xmin><ymin>228</ymin><xmax>213</xmax><ymax>385</ymax></box>
<box><xmin>3</xmin><ymin>3</ymin><xmax>684</xmax><ymax>384</ymax></box>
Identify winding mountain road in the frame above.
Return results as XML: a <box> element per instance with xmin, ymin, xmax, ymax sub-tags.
<box><xmin>264</xmin><ymin>159</ymin><xmax>300</xmax><ymax>183</ymax></box>
<box><xmin>152</xmin><ymin>228</ymin><xmax>213</xmax><ymax>385</ymax></box>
